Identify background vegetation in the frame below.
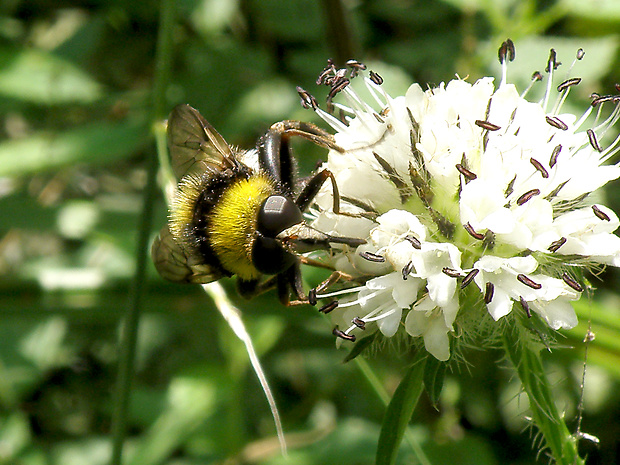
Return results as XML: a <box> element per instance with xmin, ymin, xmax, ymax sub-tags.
<box><xmin>1</xmin><ymin>0</ymin><xmax>620</xmax><ymax>464</ymax></box>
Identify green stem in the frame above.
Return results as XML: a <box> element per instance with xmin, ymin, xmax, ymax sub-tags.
<box><xmin>502</xmin><ymin>323</ymin><xmax>584</xmax><ymax>465</ymax></box>
<box><xmin>110</xmin><ymin>0</ymin><xmax>176</xmax><ymax>464</ymax></box>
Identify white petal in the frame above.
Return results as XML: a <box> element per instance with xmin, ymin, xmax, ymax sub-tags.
<box><xmin>531</xmin><ymin>299</ymin><xmax>578</xmax><ymax>330</ymax></box>
<box><xmin>404</xmin><ymin>307</ymin><xmax>427</xmax><ymax>337</ymax></box>
<box><xmin>486</xmin><ymin>287</ymin><xmax>514</xmax><ymax>320</ymax></box>
<box><xmin>378</xmin><ymin>307</ymin><xmax>403</xmax><ymax>337</ymax></box>
<box><xmin>423</xmin><ymin>316</ymin><xmax>451</xmax><ymax>361</ymax></box>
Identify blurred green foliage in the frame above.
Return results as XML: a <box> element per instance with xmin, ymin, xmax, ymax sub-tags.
<box><xmin>1</xmin><ymin>0</ymin><xmax>620</xmax><ymax>464</ymax></box>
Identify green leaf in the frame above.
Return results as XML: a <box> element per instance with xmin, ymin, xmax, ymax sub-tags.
<box><xmin>423</xmin><ymin>355</ymin><xmax>447</xmax><ymax>408</ymax></box>
<box><xmin>0</xmin><ymin>45</ymin><xmax>103</xmax><ymax>104</ymax></box>
<box><xmin>376</xmin><ymin>353</ymin><xmax>427</xmax><ymax>465</ymax></box>
<box><xmin>0</xmin><ymin>116</ymin><xmax>149</xmax><ymax>177</ymax></box>
<box><xmin>343</xmin><ymin>332</ymin><xmax>378</xmax><ymax>363</ymax></box>
<box><xmin>502</xmin><ymin>320</ymin><xmax>584</xmax><ymax>465</ymax></box>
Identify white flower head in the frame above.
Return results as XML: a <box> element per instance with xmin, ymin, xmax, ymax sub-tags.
<box><xmin>302</xmin><ymin>41</ymin><xmax>620</xmax><ymax>360</ymax></box>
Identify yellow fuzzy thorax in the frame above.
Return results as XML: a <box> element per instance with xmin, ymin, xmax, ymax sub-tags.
<box><xmin>209</xmin><ymin>174</ymin><xmax>275</xmax><ymax>280</ymax></box>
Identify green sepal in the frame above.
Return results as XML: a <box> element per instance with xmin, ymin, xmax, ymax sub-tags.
<box><xmin>343</xmin><ymin>332</ymin><xmax>378</xmax><ymax>363</ymax></box>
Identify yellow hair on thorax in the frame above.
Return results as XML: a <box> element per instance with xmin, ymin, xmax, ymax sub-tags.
<box><xmin>209</xmin><ymin>174</ymin><xmax>275</xmax><ymax>280</ymax></box>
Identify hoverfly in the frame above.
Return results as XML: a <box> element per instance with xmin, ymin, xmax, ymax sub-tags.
<box><xmin>151</xmin><ymin>104</ymin><xmax>365</xmax><ymax>304</ymax></box>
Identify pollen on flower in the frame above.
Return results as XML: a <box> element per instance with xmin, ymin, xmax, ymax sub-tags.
<box><xmin>301</xmin><ymin>41</ymin><xmax>620</xmax><ymax>360</ymax></box>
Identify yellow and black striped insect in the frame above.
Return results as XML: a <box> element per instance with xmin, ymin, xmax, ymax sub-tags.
<box><xmin>151</xmin><ymin>104</ymin><xmax>364</xmax><ymax>304</ymax></box>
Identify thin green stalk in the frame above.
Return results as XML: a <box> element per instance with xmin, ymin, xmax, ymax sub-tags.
<box><xmin>354</xmin><ymin>357</ymin><xmax>391</xmax><ymax>405</ymax></box>
<box><xmin>502</xmin><ymin>323</ymin><xmax>584</xmax><ymax>465</ymax></box>
<box><xmin>110</xmin><ymin>0</ymin><xmax>176</xmax><ymax>464</ymax></box>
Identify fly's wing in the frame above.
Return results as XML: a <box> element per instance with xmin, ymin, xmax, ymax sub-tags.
<box><xmin>167</xmin><ymin>103</ymin><xmax>241</xmax><ymax>180</ymax></box>
<box><xmin>151</xmin><ymin>225</ymin><xmax>222</xmax><ymax>284</ymax></box>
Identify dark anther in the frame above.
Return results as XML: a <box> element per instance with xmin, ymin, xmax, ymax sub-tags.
<box><xmin>369</xmin><ymin>70</ymin><xmax>383</xmax><ymax>85</ymax></box>
<box><xmin>456</xmin><ymin>163</ymin><xmax>477</xmax><ymax>181</ymax></box>
<box><xmin>464</xmin><ymin>222</ymin><xmax>485</xmax><ymax>240</ymax></box>
<box><xmin>442</xmin><ymin>267</ymin><xmax>462</xmax><ymax>278</ymax></box>
<box><xmin>359</xmin><ymin>251</ymin><xmax>386</xmax><ymax>262</ymax></box>
<box><xmin>484</xmin><ymin>282</ymin><xmax>494</xmax><ymax>304</ymax></box>
<box><xmin>404</xmin><ymin>235</ymin><xmax>422</xmax><ymax>249</ymax></box>
<box><xmin>545</xmin><ymin>48</ymin><xmax>560</xmax><ymax>73</ymax></box>
<box><xmin>517</xmin><ymin>188</ymin><xmax>540</xmax><ymax>206</ymax></box>
<box><xmin>557</xmin><ymin>78</ymin><xmax>581</xmax><ymax>92</ymax></box>
<box><xmin>316</xmin><ymin>60</ymin><xmax>335</xmax><ymax>86</ymax></box>
<box><xmin>319</xmin><ymin>301</ymin><xmax>339</xmax><ymax>314</ymax></box>
<box><xmin>333</xmin><ymin>327</ymin><xmax>356</xmax><ymax>341</ymax></box>
<box><xmin>328</xmin><ymin>78</ymin><xmax>350</xmax><ymax>101</ymax></box>
<box><xmin>498</xmin><ymin>39</ymin><xmax>516</xmax><ymax>64</ymax></box>
<box><xmin>517</xmin><ymin>273</ymin><xmax>542</xmax><ymax>290</ymax></box>
<box><xmin>545</xmin><ymin>116</ymin><xmax>568</xmax><ymax>131</ymax></box>
<box><xmin>505</xmin><ymin>175</ymin><xmax>517</xmax><ymax>198</ymax></box>
<box><xmin>532</xmin><ymin>71</ymin><xmax>544</xmax><ymax>82</ymax></box>
<box><xmin>308</xmin><ymin>288</ymin><xmax>317</xmax><ymax>306</ymax></box>
<box><xmin>297</xmin><ymin>86</ymin><xmax>318</xmax><ymax>110</ymax></box>
<box><xmin>402</xmin><ymin>261</ymin><xmax>414</xmax><ymax>280</ymax></box>
<box><xmin>577</xmin><ymin>48</ymin><xmax>585</xmax><ymax>60</ymax></box>
<box><xmin>548</xmin><ymin>237</ymin><xmax>567</xmax><ymax>252</ymax></box>
<box><xmin>530</xmin><ymin>158</ymin><xmax>549</xmax><ymax>178</ymax></box>
<box><xmin>373</xmin><ymin>113</ymin><xmax>385</xmax><ymax>123</ymax></box>
<box><xmin>346</xmin><ymin>59</ymin><xmax>366</xmax><ymax>68</ymax></box>
<box><xmin>591</xmin><ymin>95</ymin><xmax>620</xmax><ymax>106</ymax></box>
<box><xmin>562</xmin><ymin>272</ymin><xmax>584</xmax><ymax>292</ymax></box>
<box><xmin>475</xmin><ymin>120</ymin><xmax>501</xmax><ymax>131</ymax></box>
<box><xmin>550</xmin><ymin>144</ymin><xmax>562</xmax><ymax>168</ymax></box>
<box><xmin>587</xmin><ymin>129</ymin><xmax>602</xmax><ymax>152</ymax></box>
<box><xmin>520</xmin><ymin>296</ymin><xmax>531</xmax><ymax>318</ymax></box>
<box><xmin>461</xmin><ymin>269</ymin><xmax>479</xmax><ymax>289</ymax></box>
<box><xmin>352</xmin><ymin>317</ymin><xmax>366</xmax><ymax>329</ymax></box>
<box><xmin>346</xmin><ymin>60</ymin><xmax>367</xmax><ymax>78</ymax></box>
<box><xmin>592</xmin><ymin>205</ymin><xmax>611</xmax><ymax>221</ymax></box>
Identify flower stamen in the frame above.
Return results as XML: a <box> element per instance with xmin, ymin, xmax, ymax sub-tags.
<box><xmin>517</xmin><ymin>188</ymin><xmax>540</xmax><ymax>205</ymax></box>
<box><xmin>484</xmin><ymin>282</ymin><xmax>495</xmax><ymax>303</ymax></box>
<box><xmin>520</xmin><ymin>296</ymin><xmax>532</xmax><ymax>318</ymax></box>
<box><xmin>562</xmin><ymin>273</ymin><xmax>584</xmax><ymax>292</ymax></box>
<box><xmin>461</xmin><ymin>269</ymin><xmax>479</xmax><ymax>288</ymax></box>
<box><xmin>546</xmin><ymin>115</ymin><xmax>569</xmax><ymax>130</ymax></box>
<box><xmin>517</xmin><ymin>274</ymin><xmax>542</xmax><ymax>290</ymax></box>
<box><xmin>592</xmin><ymin>205</ymin><xmax>610</xmax><ymax>221</ymax></box>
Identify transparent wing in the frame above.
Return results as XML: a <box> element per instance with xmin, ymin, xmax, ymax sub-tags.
<box><xmin>151</xmin><ymin>225</ymin><xmax>222</xmax><ymax>284</ymax></box>
<box><xmin>167</xmin><ymin>104</ymin><xmax>239</xmax><ymax>180</ymax></box>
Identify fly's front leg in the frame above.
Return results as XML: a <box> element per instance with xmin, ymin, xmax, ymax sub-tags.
<box><xmin>296</xmin><ymin>168</ymin><xmax>343</xmax><ymax>214</ymax></box>
<box><xmin>269</xmin><ymin>120</ymin><xmax>345</xmax><ymax>153</ymax></box>
<box><xmin>258</xmin><ymin>120</ymin><xmax>344</xmax><ymax>194</ymax></box>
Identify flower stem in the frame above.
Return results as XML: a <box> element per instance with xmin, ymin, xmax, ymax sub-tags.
<box><xmin>502</xmin><ymin>322</ymin><xmax>584</xmax><ymax>465</ymax></box>
<box><xmin>110</xmin><ymin>0</ymin><xmax>176</xmax><ymax>463</ymax></box>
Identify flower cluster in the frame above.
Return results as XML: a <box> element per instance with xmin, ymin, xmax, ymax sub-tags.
<box><xmin>301</xmin><ymin>42</ymin><xmax>620</xmax><ymax>360</ymax></box>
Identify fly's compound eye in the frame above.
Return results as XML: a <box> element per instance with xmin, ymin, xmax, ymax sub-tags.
<box><xmin>252</xmin><ymin>195</ymin><xmax>303</xmax><ymax>275</ymax></box>
<box><xmin>257</xmin><ymin>195</ymin><xmax>303</xmax><ymax>237</ymax></box>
